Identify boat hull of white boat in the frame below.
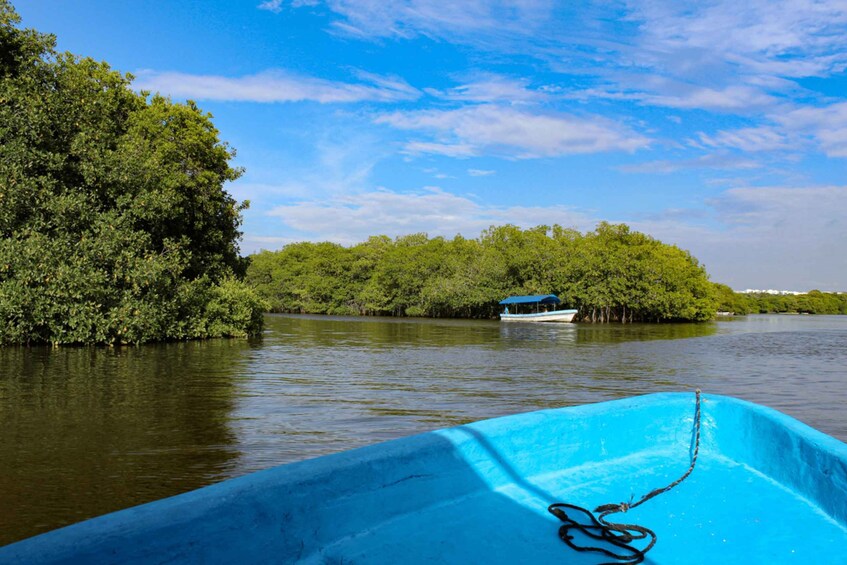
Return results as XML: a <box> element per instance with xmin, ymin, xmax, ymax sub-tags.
<box><xmin>500</xmin><ymin>309</ymin><xmax>577</xmax><ymax>323</ymax></box>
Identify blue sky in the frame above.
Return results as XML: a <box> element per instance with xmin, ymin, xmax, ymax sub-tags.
<box><xmin>17</xmin><ymin>0</ymin><xmax>847</xmax><ymax>291</ymax></box>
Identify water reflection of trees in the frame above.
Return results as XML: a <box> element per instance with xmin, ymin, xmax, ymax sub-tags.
<box><xmin>266</xmin><ymin>314</ymin><xmax>501</xmax><ymax>349</ymax></box>
<box><xmin>573</xmin><ymin>322</ymin><xmax>718</xmax><ymax>344</ymax></box>
<box><xmin>266</xmin><ymin>315</ymin><xmax>718</xmax><ymax>351</ymax></box>
<box><xmin>497</xmin><ymin>323</ymin><xmax>578</xmax><ymax>345</ymax></box>
<box><xmin>0</xmin><ymin>340</ymin><xmax>250</xmax><ymax>545</ymax></box>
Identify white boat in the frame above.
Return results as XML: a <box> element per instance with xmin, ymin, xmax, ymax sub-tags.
<box><xmin>499</xmin><ymin>295</ymin><xmax>577</xmax><ymax>323</ymax></box>
<box><xmin>500</xmin><ymin>309</ymin><xmax>578</xmax><ymax>322</ymax></box>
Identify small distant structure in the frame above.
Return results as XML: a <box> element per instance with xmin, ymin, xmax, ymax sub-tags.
<box><xmin>737</xmin><ymin>289</ymin><xmax>806</xmax><ymax>296</ymax></box>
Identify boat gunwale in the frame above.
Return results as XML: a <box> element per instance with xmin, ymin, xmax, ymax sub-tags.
<box><xmin>499</xmin><ymin>309</ymin><xmax>578</xmax><ymax>322</ymax></box>
<box><xmin>2</xmin><ymin>393</ymin><xmax>846</xmax><ymax>562</ymax></box>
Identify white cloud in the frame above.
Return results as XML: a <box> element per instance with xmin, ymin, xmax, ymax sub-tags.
<box><xmin>777</xmin><ymin>102</ymin><xmax>847</xmax><ymax>157</ymax></box>
<box><xmin>402</xmin><ymin>141</ymin><xmax>477</xmax><ymax>158</ymax></box>
<box><xmin>690</xmin><ymin>102</ymin><xmax>847</xmax><ymax>158</ymax></box>
<box><xmin>709</xmin><ymin>185</ymin><xmax>847</xmax><ymax>231</ymax></box>
<box><xmin>266</xmin><ymin>186</ymin><xmax>592</xmax><ymax>244</ymax></box>
<box><xmin>274</xmin><ymin>136</ymin><xmax>385</xmax><ymax>199</ymax></box>
<box><xmin>559</xmin><ymin>2</ymin><xmax>847</xmax><ymax>117</ymax></box>
<box><xmin>620</xmin><ymin>153</ymin><xmax>761</xmax><ymax>174</ymax></box>
<box><xmin>695</xmin><ymin>127</ymin><xmax>792</xmax><ymax>153</ymax></box>
<box><xmin>310</xmin><ymin>0</ymin><xmax>554</xmax><ymax>41</ymax></box>
<box><xmin>293</xmin><ymin>0</ymin><xmax>847</xmax><ymax>82</ymax></box>
<box><xmin>632</xmin><ymin>185</ymin><xmax>847</xmax><ymax>291</ymax></box>
<box><xmin>569</xmin><ymin>1</ymin><xmax>847</xmax><ymax>117</ymax></box>
<box><xmin>258</xmin><ymin>0</ymin><xmax>283</xmax><ymax>12</ymax></box>
<box><xmin>468</xmin><ymin>169</ymin><xmax>496</xmax><ymax>176</ymax></box>
<box><xmin>228</xmin><ymin>181</ymin><xmax>316</xmax><ymax>202</ymax></box>
<box><xmin>258</xmin><ymin>0</ymin><xmax>318</xmax><ymax>13</ymax></box>
<box><xmin>231</xmin><ymin>128</ymin><xmax>389</xmax><ymax>219</ymax></box>
<box><xmin>134</xmin><ymin>69</ymin><xmax>420</xmax><ymax>103</ymax></box>
<box><xmin>570</xmin><ymin>75</ymin><xmax>784</xmax><ymax>114</ymax></box>
<box><xmin>627</xmin><ymin>0</ymin><xmax>847</xmax><ymax>80</ymax></box>
<box><xmin>272</xmin><ymin>0</ymin><xmax>847</xmax><ymax>120</ymax></box>
<box><xmin>425</xmin><ymin>74</ymin><xmax>545</xmax><ymax>104</ymax></box>
<box><xmin>640</xmin><ymin>84</ymin><xmax>778</xmax><ymax>112</ymax></box>
<box><xmin>378</xmin><ymin>105</ymin><xmax>650</xmax><ymax>158</ymax></box>
<box><xmin>240</xmin><ymin>234</ymin><xmax>301</xmax><ymax>254</ymax></box>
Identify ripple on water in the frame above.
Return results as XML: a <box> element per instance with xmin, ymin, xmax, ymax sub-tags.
<box><xmin>1</xmin><ymin>314</ymin><xmax>845</xmax><ymax>545</ymax></box>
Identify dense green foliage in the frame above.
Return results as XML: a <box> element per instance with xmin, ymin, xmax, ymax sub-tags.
<box><xmin>712</xmin><ymin>284</ymin><xmax>758</xmax><ymax>315</ymax></box>
<box><xmin>247</xmin><ymin>223</ymin><xmax>718</xmax><ymax>322</ymax></box>
<box><xmin>0</xmin><ymin>3</ymin><xmax>266</xmax><ymax>345</ymax></box>
<box><xmin>716</xmin><ymin>288</ymin><xmax>847</xmax><ymax>315</ymax></box>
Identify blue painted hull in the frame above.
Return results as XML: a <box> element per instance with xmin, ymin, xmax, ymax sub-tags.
<box><xmin>2</xmin><ymin>393</ymin><xmax>846</xmax><ymax>564</ymax></box>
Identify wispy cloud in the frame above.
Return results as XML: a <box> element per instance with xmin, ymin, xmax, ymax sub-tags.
<box><xmin>468</xmin><ymin>168</ymin><xmax>495</xmax><ymax>176</ymax></box>
<box><xmin>425</xmin><ymin>74</ymin><xmax>545</xmax><ymax>104</ymax></box>
<box><xmin>266</xmin><ymin>186</ymin><xmax>592</xmax><ymax>243</ymax></box>
<box><xmin>258</xmin><ymin>0</ymin><xmax>318</xmax><ymax>13</ymax></box>
<box><xmin>274</xmin><ymin>134</ymin><xmax>386</xmax><ymax>197</ymax></box>
<box><xmin>301</xmin><ymin>0</ymin><xmax>555</xmax><ymax>42</ymax></box>
<box><xmin>232</xmin><ymin>126</ymin><xmax>390</xmax><ymax>218</ymax></box>
<box><xmin>578</xmin><ymin>1</ymin><xmax>847</xmax><ymax>116</ymax></box>
<box><xmin>134</xmin><ymin>69</ymin><xmax>420</xmax><ymax>103</ymax></box>
<box><xmin>568</xmin><ymin>75</ymin><xmax>785</xmax><ymax>114</ymax></box>
<box><xmin>628</xmin><ymin>0</ymin><xmax>847</xmax><ymax>80</ymax></box>
<box><xmin>708</xmin><ymin>185</ymin><xmax>847</xmax><ymax>230</ymax></box>
<box><xmin>639</xmin><ymin>84</ymin><xmax>779</xmax><ymax>112</ymax></box>
<box><xmin>269</xmin><ymin>0</ymin><xmax>847</xmax><ymax>124</ymax></box>
<box><xmin>257</xmin><ymin>0</ymin><xmax>282</xmax><ymax>12</ymax></box>
<box><xmin>695</xmin><ymin>126</ymin><xmax>792</xmax><ymax>153</ymax></box>
<box><xmin>378</xmin><ymin>105</ymin><xmax>650</xmax><ymax>158</ymax></box>
<box><xmin>240</xmin><ymin>234</ymin><xmax>302</xmax><ymax>254</ymax></box>
<box><xmin>402</xmin><ymin>141</ymin><xmax>477</xmax><ymax>158</ymax></box>
<box><xmin>690</xmin><ymin>101</ymin><xmax>847</xmax><ymax>158</ymax></box>
<box><xmin>632</xmin><ymin>185</ymin><xmax>847</xmax><ymax>290</ymax></box>
<box><xmin>777</xmin><ymin>101</ymin><xmax>847</xmax><ymax>157</ymax></box>
<box><xmin>620</xmin><ymin>153</ymin><xmax>762</xmax><ymax>174</ymax></box>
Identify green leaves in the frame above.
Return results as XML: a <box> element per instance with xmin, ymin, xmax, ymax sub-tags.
<box><xmin>246</xmin><ymin>223</ymin><xmax>719</xmax><ymax>323</ymax></box>
<box><xmin>735</xmin><ymin>290</ymin><xmax>847</xmax><ymax>315</ymax></box>
<box><xmin>0</xmin><ymin>3</ymin><xmax>262</xmax><ymax>345</ymax></box>
<box><xmin>575</xmin><ymin>224</ymin><xmax>717</xmax><ymax>322</ymax></box>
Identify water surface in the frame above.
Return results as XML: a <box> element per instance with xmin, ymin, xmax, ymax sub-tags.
<box><xmin>1</xmin><ymin>314</ymin><xmax>845</xmax><ymax>545</ymax></box>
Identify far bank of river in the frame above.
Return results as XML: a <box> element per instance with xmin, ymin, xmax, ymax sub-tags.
<box><xmin>1</xmin><ymin>314</ymin><xmax>846</xmax><ymax>545</ymax></box>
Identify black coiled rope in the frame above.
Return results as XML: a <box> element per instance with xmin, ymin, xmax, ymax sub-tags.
<box><xmin>548</xmin><ymin>389</ymin><xmax>702</xmax><ymax>564</ymax></box>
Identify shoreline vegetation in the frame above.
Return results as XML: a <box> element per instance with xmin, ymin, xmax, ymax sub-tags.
<box><xmin>246</xmin><ymin>227</ymin><xmax>847</xmax><ymax>322</ymax></box>
<box><xmin>246</xmin><ymin>223</ymin><xmax>719</xmax><ymax>323</ymax></box>
<box><xmin>0</xmin><ymin>3</ymin><xmax>266</xmax><ymax>346</ymax></box>
<box><xmin>714</xmin><ymin>285</ymin><xmax>847</xmax><ymax>316</ymax></box>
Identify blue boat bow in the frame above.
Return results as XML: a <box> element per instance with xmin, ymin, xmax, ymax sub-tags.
<box><xmin>2</xmin><ymin>392</ymin><xmax>846</xmax><ymax>564</ymax></box>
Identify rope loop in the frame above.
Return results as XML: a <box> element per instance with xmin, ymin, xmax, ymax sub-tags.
<box><xmin>548</xmin><ymin>390</ymin><xmax>702</xmax><ymax>564</ymax></box>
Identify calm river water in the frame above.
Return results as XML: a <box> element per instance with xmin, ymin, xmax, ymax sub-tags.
<box><xmin>1</xmin><ymin>313</ymin><xmax>846</xmax><ymax>545</ymax></box>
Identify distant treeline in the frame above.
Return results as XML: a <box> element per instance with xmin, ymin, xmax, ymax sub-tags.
<box><xmin>246</xmin><ymin>223</ymin><xmax>718</xmax><ymax>323</ymax></box>
<box><xmin>715</xmin><ymin>285</ymin><xmax>847</xmax><ymax>315</ymax></box>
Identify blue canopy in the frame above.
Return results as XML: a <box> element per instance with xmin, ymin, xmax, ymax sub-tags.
<box><xmin>499</xmin><ymin>294</ymin><xmax>561</xmax><ymax>306</ymax></box>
